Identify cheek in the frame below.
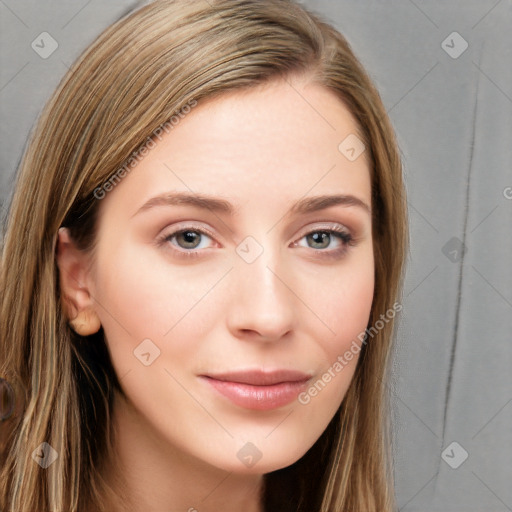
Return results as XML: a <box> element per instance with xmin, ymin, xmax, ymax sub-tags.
<box><xmin>301</xmin><ymin>251</ymin><xmax>374</xmax><ymax>401</ymax></box>
<box><xmin>90</xmin><ymin>243</ymin><xmax>168</xmax><ymax>364</ymax></box>
<box><xmin>90</xmin><ymin>239</ymin><xmax>226</xmax><ymax>378</ymax></box>
<box><xmin>93</xmin><ymin>237</ymin><xmax>198</xmax><ymax>332</ymax></box>
<box><xmin>311</xmin><ymin>249</ymin><xmax>375</xmax><ymax>351</ymax></box>
<box><xmin>323</xmin><ymin>266</ymin><xmax>374</xmax><ymax>347</ymax></box>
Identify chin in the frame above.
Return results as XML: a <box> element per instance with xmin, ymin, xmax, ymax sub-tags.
<box><xmin>197</xmin><ymin>428</ymin><xmax>320</xmax><ymax>476</ymax></box>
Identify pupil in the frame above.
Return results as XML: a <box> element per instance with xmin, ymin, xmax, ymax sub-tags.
<box><xmin>309</xmin><ymin>232</ymin><xmax>329</xmax><ymax>249</ymax></box>
<box><xmin>181</xmin><ymin>231</ymin><xmax>200</xmax><ymax>248</ymax></box>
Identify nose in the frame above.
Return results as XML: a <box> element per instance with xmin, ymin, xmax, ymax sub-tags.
<box><xmin>225</xmin><ymin>247</ymin><xmax>296</xmax><ymax>343</ymax></box>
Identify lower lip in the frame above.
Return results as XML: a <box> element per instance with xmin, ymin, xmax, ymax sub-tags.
<box><xmin>201</xmin><ymin>377</ymin><xmax>308</xmax><ymax>410</ymax></box>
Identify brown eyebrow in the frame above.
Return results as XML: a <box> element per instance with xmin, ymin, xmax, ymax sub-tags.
<box><xmin>131</xmin><ymin>191</ymin><xmax>371</xmax><ymax>218</ymax></box>
<box><xmin>290</xmin><ymin>194</ymin><xmax>371</xmax><ymax>216</ymax></box>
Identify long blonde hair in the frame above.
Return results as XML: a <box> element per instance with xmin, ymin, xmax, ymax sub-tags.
<box><xmin>0</xmin><ymin>1</ymin><xmax>408</xmax><ymax>510</ymax></box>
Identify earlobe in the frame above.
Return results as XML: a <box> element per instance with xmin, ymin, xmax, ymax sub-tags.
<box><xmin>69</xmin><ymin>308</ymin><xmax>102</xmax><ymax>336</ymax></box>
<box><xmin>56</xmin><ymin>227</ymin><xmax>102</xmax><ymax>336</ymax></box>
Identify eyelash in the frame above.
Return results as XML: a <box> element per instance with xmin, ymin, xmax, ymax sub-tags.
<box><xmin>157</xmin><ymin>224</ymin><xmax>356</xmax><ymax>261</ymax></box>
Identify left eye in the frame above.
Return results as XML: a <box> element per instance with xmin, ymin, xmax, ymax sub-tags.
<box><xmin>296</xmin><ymin>229</ymin><xmax>352</xmax><ymax>250</ymax></box>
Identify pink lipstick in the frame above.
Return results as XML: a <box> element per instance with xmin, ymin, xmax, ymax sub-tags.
<box><xmin>200</xmin><ymin>369</ymin><xmax>311</xmax><ymax>410</ymax></box>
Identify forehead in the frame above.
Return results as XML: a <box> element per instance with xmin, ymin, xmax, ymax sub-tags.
<box><xmin>99</xmin><ymin>79</ymin><xmax>371</xmax><ymax>218</ymax></box>
<box><xmin>162</xmin><ymin>79</ymin><xmax>368</xmax><ymax>167</ymax></box>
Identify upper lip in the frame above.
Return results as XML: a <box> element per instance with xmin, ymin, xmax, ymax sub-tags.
<box><xmin>201</xmin><ymin>369</ymin><xmax>312</xmax><ymax>386</ymax></box>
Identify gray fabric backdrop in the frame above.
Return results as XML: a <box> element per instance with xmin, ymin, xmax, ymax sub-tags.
<box><xmin>1</xmin><ymin>1</ymin><xmax>511</xmax><ymax>510</ymax></box>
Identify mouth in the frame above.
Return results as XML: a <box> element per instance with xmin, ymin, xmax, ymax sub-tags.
<box><xmin>199</xmin><ymin>369</ymin><xmax>312</xmax><ymax>411</ymax></box>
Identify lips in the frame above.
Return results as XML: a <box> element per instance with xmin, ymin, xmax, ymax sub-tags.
<box><xmin>199</xmin><ymin>369</ymin><xmax>312</xmax><ymax>410</ymax></box>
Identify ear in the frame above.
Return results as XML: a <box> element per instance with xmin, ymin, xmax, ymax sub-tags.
<box><xmin>55</xmin><ymin>227</ymin><xmax>101</xmax><ymax>336</ymax></box>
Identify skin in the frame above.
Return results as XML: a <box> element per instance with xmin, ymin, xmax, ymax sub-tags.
<box><xmin>57</xmin><ymin>77</ymin><xmax>374</xmax><ymax>512</ymax></box>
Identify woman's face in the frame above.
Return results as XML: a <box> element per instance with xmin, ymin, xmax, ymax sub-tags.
<box><xmin>85</xmin><ymin>78</ymin><xmax>374</xmax><ymax>474</ymax></box>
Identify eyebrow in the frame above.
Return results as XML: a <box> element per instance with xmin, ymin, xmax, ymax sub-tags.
<box><xmin>131</xmin><ymin>191</ymin><xmax>371</xmax><ymax>218</ymax></box>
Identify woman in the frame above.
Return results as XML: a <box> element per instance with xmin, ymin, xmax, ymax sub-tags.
<box><xmin>0</xmin><ymin>0</ymin><xmax>408</xmax><ymax>510</ymax></box>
